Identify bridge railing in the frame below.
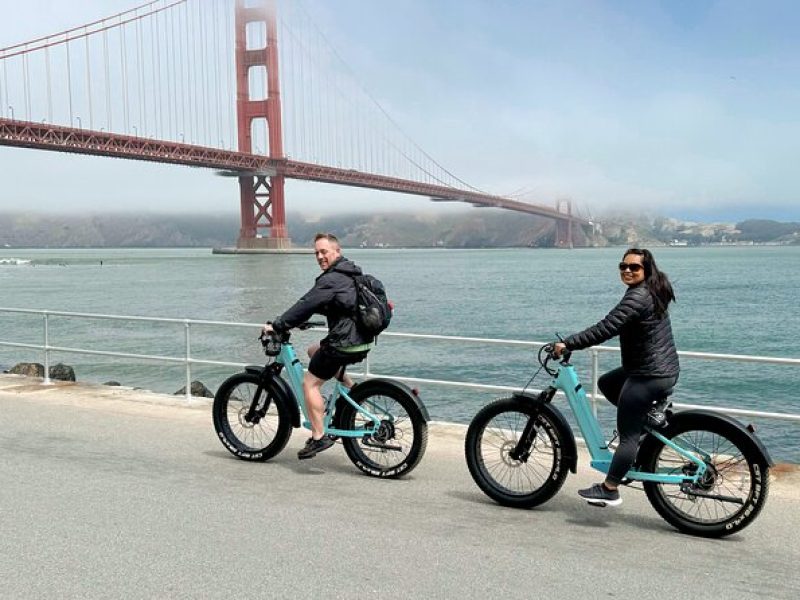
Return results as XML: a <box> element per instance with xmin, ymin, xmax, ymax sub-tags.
<box><xmin>1</xmin><ymin>307</ymin><xmax>799</xmax><ymax>426</ymax></box>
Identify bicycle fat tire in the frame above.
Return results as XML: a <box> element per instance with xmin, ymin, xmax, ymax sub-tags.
<box><xmin>212</xmin><ymin>371</ymin><xmax>293</xmax><ymax>461</ymax></box>
<box><xmin>640</xmin><ymin>413</ymin><xmax>770</xmax><ymax>538</ymax></box>
<box><xmin>465</xmin><ymin>397</ymin><xmax>570</xmax><ymax>508</ymax></box>
<box><xmin>339</xmin><ymin>381</ymin><xmax>428</xmax><ymax>478</ymax></box>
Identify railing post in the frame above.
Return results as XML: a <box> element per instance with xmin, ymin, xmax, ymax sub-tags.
<box><xmin>42</xmin><ymin>312</ymin><xmax>52</xmax><ymax>384</ymax></box>
<box><xmin>590</xmin><ymin>348</ymin><xmax>599</xmax><ymax>417</ymax></box>
<box><xmin>364</xmin><ymin>352</ymin><xmax>371</xmax><ymax>378</ymax></box>
<box><xmin>184</xmin><ymin>320</ymin><xmax>192</xmax><ymax>400</ymax></box>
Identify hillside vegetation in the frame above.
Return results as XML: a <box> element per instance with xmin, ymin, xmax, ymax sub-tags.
<box><xmin>0</xmin><ymin>211</ymin><xmax>797</xmax><ymax>248</ymax></box>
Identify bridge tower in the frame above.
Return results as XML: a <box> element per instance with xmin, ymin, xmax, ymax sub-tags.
<box><xmin>554</xmin><ymin>199</ymin><xmax>574</xmax><ymax>248</ymax></box>
<box><xmin>234</xmin><ymin>0</ymin><xmax>290</xmax><ymax>250</ymax></box>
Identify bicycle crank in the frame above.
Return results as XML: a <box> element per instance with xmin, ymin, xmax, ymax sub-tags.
<box><xmin>361</xmin><ymin>435</ymin><xmax>402</xmax><ymax>452</ymax></box>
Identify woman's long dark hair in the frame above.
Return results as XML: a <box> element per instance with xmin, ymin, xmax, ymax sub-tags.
<box><xmin>624</xmin><ymin>248</ymin><xmax>675</xmax><ymax>316</ymax></box>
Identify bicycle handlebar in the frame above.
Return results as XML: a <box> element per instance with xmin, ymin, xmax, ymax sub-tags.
<box><xmin>539</xmin><ymin>343</ymin><xmax>571</xmax><ymax>376</ymax></box>
<box><xmin>259</xmin><ymin>320</ymin><xmax>326</xmax><ymax>354</ymax></box>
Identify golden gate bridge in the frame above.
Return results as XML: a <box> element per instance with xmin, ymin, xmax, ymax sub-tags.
<box><xmin>0</xmin><ymin>0</ymin><xmax>589</xmax><ymax>250</ymax></box>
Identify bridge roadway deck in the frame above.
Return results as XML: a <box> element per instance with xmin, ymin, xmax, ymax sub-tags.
<box><xmin>1</xmin><ymin>375</ymin><xmax>798</xmax><ymax>600</ymax></box>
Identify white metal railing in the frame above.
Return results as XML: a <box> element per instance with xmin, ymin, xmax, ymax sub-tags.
<box><xmin>1</xmin><ymin>307</ymin><xmax>799</xmax><ymax>425</ymax></box>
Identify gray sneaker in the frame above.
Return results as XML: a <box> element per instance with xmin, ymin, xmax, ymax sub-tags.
<box><xmin>298</xmin><ymin>435</ymin><xmax>335</xmax><ymax>460</ymax></box>
<box><xmin>578</xmin><ymin>483</ymin><xmax>622</xmax><ymax>507</ymax></box>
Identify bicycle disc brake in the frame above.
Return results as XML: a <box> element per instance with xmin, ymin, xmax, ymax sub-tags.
<box><xmin>361</xmin><ymin>420</ymin><xmax>402</xmax><ymax>452</ymax></box>
<box><xmin>678</xmin><ymin>462</ymin><xmax>744</xmax><ymax>505</ymax></box>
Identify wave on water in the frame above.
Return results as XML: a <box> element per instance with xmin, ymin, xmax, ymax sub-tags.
<box><xmin>0</xmin><ymin>258</ymin><xmax>31</xmax><ymax>266</ymax></box>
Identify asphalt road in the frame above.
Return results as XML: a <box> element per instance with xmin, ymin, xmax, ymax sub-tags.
<box><xmin>1</xmin><ymin>376</ymin><xmax>799</xmax><ymax>600</ymax></box>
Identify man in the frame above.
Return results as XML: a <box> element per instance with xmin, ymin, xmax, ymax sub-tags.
<box><xmin>263</xmin><ymin>233</ymin><xmax>372</xmax><ymax>459</ymax></box>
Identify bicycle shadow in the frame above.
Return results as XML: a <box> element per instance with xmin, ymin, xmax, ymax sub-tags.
<box><xmin>446</xmin><ymin>488</ymin><xmax>700</xmax><ymax>538</ymax></box>
<box><xmin>207</xmin><ymin>442</ymin><xmax>426</xmax><ymax>482</ymax></box>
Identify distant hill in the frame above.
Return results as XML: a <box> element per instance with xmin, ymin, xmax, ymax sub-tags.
<box><xmin>596</xmin><ymin>215</ymin><xmax>800</xmax><ymax>246</ymax></box>
<box><xmin>287</xmin><ymin>211</ymin><xmax>581</xmax><ymax>248</ymax></box>
<box><xmin>0</xmin><ymin>211</ymin><xmax>797</xmax><ymax>248</ymax></box>
<box><xmin>735</xmin><ymin>219</ymin><xmax>800</xmax><ymax>243</ymax></box>
<box><xmin>0</xmin><ymin>213</ymin><xmax>240</xmax><ymax>248</ymax></box>
<box><xmin>0</xmin><ymin>211</ymin><xmax>579</xmax><ymax>249</ymax></box>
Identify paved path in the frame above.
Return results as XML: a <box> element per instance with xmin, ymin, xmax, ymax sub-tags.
<box><xmin>1</xmin><ymin>375</ymin><xmax>799</xmax><ymax>600</ymax></box>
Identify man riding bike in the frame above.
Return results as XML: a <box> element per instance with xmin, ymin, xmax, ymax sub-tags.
<box><xmin>263</xmin><ymin>233</ymin><xmax>372</xmax><ymax>459</ymax></box>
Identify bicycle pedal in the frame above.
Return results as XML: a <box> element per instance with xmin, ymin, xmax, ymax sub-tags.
<box><xmin>646</xmin><ymin>412</ymin><xmax>668</xmax><ymax>429</ymax></box>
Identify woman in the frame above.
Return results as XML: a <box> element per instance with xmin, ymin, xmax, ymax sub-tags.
<box><xmin>553</xmin><ymin>248</ymin><xmax>679</xmax><ymax>507</ymax></box>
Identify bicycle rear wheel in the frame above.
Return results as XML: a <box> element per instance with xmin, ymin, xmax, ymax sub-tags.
<box><xmin>212</xmin><ymin>372</ymin><xmax>293</xmax><ymax>461</ymax></box>
<box><xmin>338</xmin><ymin>381</ymin><xmax>428</xmax><ymax>478</ymax></box>
<box><xmin>640</xmin><ymin>413</ymin><xmax>770</xmax><ymax>537</ymax></box>
<box><xmin>465</xmin><ymin>398</ymin><xmax>570</xmax><ymax>508</ymax></box>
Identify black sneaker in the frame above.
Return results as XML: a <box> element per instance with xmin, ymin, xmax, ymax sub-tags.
<box><xmin>298</xmin><ymin>435</ymin><xmax>335</xmax><ymax>460</ymax></box>
<box><xmin>578</xmin><ymin>483</ymin><xmax>622</xmax><ymax>507</ymax></box>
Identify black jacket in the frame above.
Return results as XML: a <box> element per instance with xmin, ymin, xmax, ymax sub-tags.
<box><xmin>271</xmin><ymin>257</ymin><xmax>370</xmax><ymax>349</ymax></box>
<box><xmin>564</xmin><ymin>283</ymin><xmax>680</xmax><ymax>377</ymax></box>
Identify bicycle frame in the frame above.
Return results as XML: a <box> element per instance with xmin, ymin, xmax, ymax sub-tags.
<box><xmin>552</xmin><ymin>358</ymin><xmax>708</xmax><ymax>485</ymax></box>
<box><xmin>274</xmin><ymin>340</ymin><xmax>385</xmax><ymax>438</ymax></box>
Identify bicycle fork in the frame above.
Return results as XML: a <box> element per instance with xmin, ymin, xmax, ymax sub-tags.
<box><xmin>244</xmin><ymin>370</ymin><xmax>278</xmax><ymax>425</ymax></box>
<box><xmin>509</xmin><ymin>388</ymin><xmax>555</xmax><ymax>462</ymax></box>
<box><xmin>243</xmin><ymin>386</ymin><xmax>270</xmax><ymax>424</ymax></box>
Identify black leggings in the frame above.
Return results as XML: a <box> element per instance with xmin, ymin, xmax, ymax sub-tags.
<box><xmin>598</xmin><ymin>367</ymin><xmax>678</xmax><ymax>485</ymax></box>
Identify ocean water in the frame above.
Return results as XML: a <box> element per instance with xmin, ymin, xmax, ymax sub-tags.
<box><xmin>1</xmin><ymin>245</ymin><xmax>798</xmax><ymax>461</ymax></box>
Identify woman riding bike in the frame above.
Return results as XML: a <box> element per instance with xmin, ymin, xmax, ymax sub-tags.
<box><xmin>553</xmin><ymin>247</ymin><xmax>679</xmax><ymax>507</ymax></box>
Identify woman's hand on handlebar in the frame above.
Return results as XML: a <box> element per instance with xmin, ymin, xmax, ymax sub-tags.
<box><xmin>552</xmin><ymin>342</ymin><xmax>567</xmax><ymax>358</ymax></box>
<box><xmin>261</xmin><ymin>322</ymin><xmax>275</xmax><ymax>338</ymax></box>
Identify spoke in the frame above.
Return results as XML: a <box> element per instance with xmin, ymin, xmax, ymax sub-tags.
<box><xmin>478</xmin><ymin>410</ymin><xmax>554</xmax><ymax>495</ymax></box>
<box><xmin>222</xmin><ymin>381</ymin><xmax>279</xmax><ymax>452</ymax></box>
<box><xmin>349</xmin><ymin>394</ymin><xmax>415</xmax><ymax>470</ymax></box>
<box><xmin>655</xmin><ymin>428</ymin><xmax>753</xmax><ymax>524</ymax></box>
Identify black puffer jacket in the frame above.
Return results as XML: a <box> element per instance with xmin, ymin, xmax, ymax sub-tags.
<box><xmin>563</xmin><ymin>283</ymin><xmax>680</xmax><ymax>377</ymax></box>
<box><xmin>271</xmin><ymin>257</ymin><xmax>370</xmax><ymax>349</ymax></box>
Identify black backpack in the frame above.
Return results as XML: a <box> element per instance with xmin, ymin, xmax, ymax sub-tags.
<box><xmin>351</xmin><ymin>274</ymin><xmax>392</xmax><ymax>338</ymax></box>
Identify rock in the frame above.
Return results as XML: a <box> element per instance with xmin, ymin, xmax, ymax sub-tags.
<box><xmin>49</xmin><ymin>363</ymin><xmax>76</xmax><ymax>382</ymax></box>
<box><xmin>174</xmin><ymin>380</ymin><xmax>214</xmax><ymax>398</ymax></box>
<box><xmin>103</xmin><ymin>381</ymin><xmax>121</xmax><ymax>386</ymax></box>
<box><xmin>7</xmin><ymin>362</ymin><xmax>45</xmax><ymax>377</ymax></box>
<box><xmin>5</xmin><ymin>362</ymin><xmax>77</xmax><ymax>381</ymax></box>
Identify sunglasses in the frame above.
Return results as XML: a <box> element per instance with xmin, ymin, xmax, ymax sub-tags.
<box><xmin>618</xmin><ymin>262</ymin><xmax>644</xmax><ymax>273</ymax></box>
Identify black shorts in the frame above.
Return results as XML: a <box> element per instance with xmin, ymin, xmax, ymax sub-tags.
<box><xmin>307</xmin><ymin>345</ymin><xmax>368</xmax><ymax>380</ymax></box>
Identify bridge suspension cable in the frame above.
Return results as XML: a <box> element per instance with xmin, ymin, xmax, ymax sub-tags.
<box><xmin>0</xmin><ymin>0</ymin><xmax>237</xmax><ymax>149</ymax></box>
<box><xmin>0</xmin><ymin>0</ymin><xmax>583</xmax><ymax>248</ymax></box>
<box><xmin>1</xmin><ymin>0</ymin><xmax>487</xmax><ymax>194</ymax></box>
<box><xmin>275</xmin><ymin>0</ymin><xmax>484</xmax><ymax>193</ymax></box>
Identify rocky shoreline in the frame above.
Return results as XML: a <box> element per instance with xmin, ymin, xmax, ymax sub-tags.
<box><xmin>3</xmin><ymin>361</ymin><xmax>215</xmax><ymax>397</ymax></box>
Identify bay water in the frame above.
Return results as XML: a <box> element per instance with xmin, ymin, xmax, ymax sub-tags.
<box><xmin>1</xmin><ymin>245</ymin><xmax>798</xmax><ymax>461</ymax></box>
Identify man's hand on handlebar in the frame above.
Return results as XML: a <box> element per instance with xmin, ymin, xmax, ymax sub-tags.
<box><xmin>552</xmin><ymin>342</ymin><xmax>568</xmax><ymax>358</ymax></box>
<box><xmin>261</xmin><ymin>322</ymin><xmax>275</xmax><ymax>338</ymax></box>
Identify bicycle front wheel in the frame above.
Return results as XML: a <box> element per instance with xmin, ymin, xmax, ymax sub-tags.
<box><xmin>212</xmin><ymin>372</ymin><xmax>293</xmax><ymax>461</ymax></box>
<box><xmin>640</xmin><ymin>413</ymin><xmax>770</xmax><ymax>537</ymax></box>
<box><xmin>465</xmin><ymin>398</ymin><xmax>570</xmax><ymax>508</ymax></box>
<box><xmin>339</xmin><ymin>381</ymin><xmax>428</xmax><ymax>478</ymax></box>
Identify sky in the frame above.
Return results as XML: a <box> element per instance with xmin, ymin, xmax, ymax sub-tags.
<box><xmin>1</xmin><ymin>0</ymin><xmax>799</xmax><ymax>222</ymax></box>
